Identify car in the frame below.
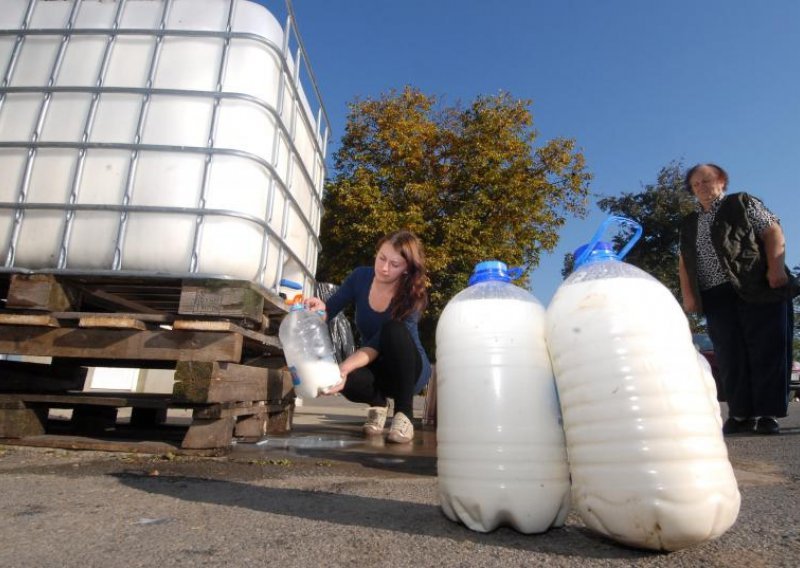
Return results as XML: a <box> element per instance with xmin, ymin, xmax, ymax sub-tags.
<box><xmin>692</xmin><ymin>333</ymin><xmax>724</xmax><ymax>401</ymax></box>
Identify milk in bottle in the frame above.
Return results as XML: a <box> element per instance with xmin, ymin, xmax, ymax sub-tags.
<box><xmin>278</xmin><ymin>296</ymin><xmax>341</xmax><ymax>399</ymax></box>
<box><xmin>545</xmin><ymin>217</ymin><xmax>740</xmax><ymax>551</ymax></box>
<box><xmin>436</xmin><ymin>261</ymin><xmax>570</xmax><ymax>533</ymax></box>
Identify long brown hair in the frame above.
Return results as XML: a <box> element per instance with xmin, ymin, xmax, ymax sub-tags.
<box><xmin>377</xmin><ymin>230</ymin><xmax>428</xmax><ymax>320</ymax></box>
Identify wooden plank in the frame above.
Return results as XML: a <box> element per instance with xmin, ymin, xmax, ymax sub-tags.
<box><xmin>0</xmin><ymin>361</ymin><xmax>87</xmax><ymax>393</ymax></box>
<box><xmin>173</xmin><ymin>320</ymin><xmax>240</xmax><ymax>332</ymax></box>
<box><xmin>173</xmin><ymin>319</ymin><xmax>282</xmax><ymax>350</ymax></box>
<box><xmin>181</xmin><ymin>416</ymin><xmax>235</xmax><ymax>449</ymax></box>
<box><xmin>0</xmin><ymin>314</ymin><xmax>60</xmax><ymax>327</ymax></box>
<box><xmin>193</xmin><ymin>401</ymin><xmax>270</xmax><ymax>420</ymax></box>
<box><xmin>267</xmin><ymin>367</ymin><xmax>295</xmax><ymax>401</ymax></box>
<box><xmin>1</xmin><ymin>435</ymin><xmax>225</xmax><ymax>456</ymax></box>
<box><xmin>69</xmin><ymin>283</ymin><xmax>163</xmax><ymax>314</ymax></box>
<box><xmin>234</xmin><ymin>413</ymin><xmax>268</xmax><ymax>439</ymax></box>
<box><xmin>0</xmin><ymin>406</ymin><xmax>48</xmax><ymax>438</ymax></box>
<box><xmin>173</xmin><ymin>362</ymin><xmax>269</xmax><ymax>403</ymax></box>
<box><xmin>6</xmin><ymin>274</ymin><xmax>76</xmax><ymax>311</ymax></box>
<box><xmin>266</xmin><ymin>407</ymin><xmax>293</xmax><ymax>434</ymax></box>
<box><xmin>0</xmin><ymin>326</ymin><xmax>243</xmax><ymax>362</ymax></box>
<box><xmin>179</xmin><ymin>281</ymin><xmax>265</xmax><ymax>322</ymax></box>
<box><xmin>79</xmin><ymin>315</ymin><xmax>147</xmax><ymax>330</ymax></box>
<box><xmin>53</xmin><ymin>312</ymin><xmax>175</xmax><ymax>324</ymax></box>
<box><xmin>0</xmin><ymin>392</ymin><xmax>170</xmax><ymax>408</ymax></box>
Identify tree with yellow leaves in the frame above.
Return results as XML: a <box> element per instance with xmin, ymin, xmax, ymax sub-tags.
<box><xmin>318</xmin><ymin>87</ymin><xmax>590</xmax><ymax>352</ymax></box>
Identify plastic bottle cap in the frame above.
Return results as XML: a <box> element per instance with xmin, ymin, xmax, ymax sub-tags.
<box><xmin>286</xmin><ymin>293</ymin><xmax>304</xmax><ymax>308</ymax></box>
<box><xmin>468</xmin><ymin>260</ymin><xmax>522</xmax><ymax>286</ymax></box>
<box><xmin>573</xmin><ymin>241</ymin><xmax>617</xmax><ymax>268</ymax></box>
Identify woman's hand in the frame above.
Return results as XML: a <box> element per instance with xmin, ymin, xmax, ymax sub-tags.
<box><xmin>321</xmin><ymin>348</ymin><xmax>378</xmax><ymax>396</ymax></box>
<box><xmin>321</xmin><ymin>369</ymin><xmax>348</xmax><ymax>395</ymax></box>
<box><xmin>322</xmin><ymin>376</ymin><xmax>347</xmax><ymax>395</ymax></box>
<box><xmin>683</xmin><ymin>297</ymin><xmax>701</xmax><ymax>314</ymax></box>
<box><xmin>303</xmin><ymin>296</ymin><xmax>327</xmax><ymax>313</ymax></box>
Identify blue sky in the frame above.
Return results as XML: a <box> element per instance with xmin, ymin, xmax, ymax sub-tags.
<box><xmin>279</xmin><ymin>0</ymin><xmax>799</xmax><ymax>303</ymax></box>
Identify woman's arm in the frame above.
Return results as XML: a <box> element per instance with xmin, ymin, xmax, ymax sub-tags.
<box><xmin>303</xmin><ymin>269</ymin><xmax>361</xmax><ymax>320</ymax></box>
<box><xmin>678</xmin><ymin>255</ymin><xmax>701</xmax><ymax>313</ymax></box>
<box><xmin>761</xmin><ymin>223</ymin><xmax>789</xmax><ymax>288</ymax></box>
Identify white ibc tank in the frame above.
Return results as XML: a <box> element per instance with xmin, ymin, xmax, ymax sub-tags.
<box><xmin>0</xmin><ymin>0</ymin><xmax>328</xmax><ymax>297</ymax></box>
<box><xmin>436</xmin><ymin>261</ymin><xmax>570</xmax><ymax>534</ymax></box>
<box><xmin>545</xmin><ymin>217</ymin><xmax>740</xmax><ymax>551</ymax></box>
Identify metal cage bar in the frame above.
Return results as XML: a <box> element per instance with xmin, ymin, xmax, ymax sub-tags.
<box><xmin>0</xmin><ymin>0</ymin><xmax>330</xmax><ymax>292</ymax></box>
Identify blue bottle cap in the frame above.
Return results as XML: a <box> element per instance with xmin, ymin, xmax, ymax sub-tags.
<box><xmin>468</xmin><ymin>260</ymin><xmax>523</xmax><ymax>286</ymax></box>
<box><xmin>572</xmin><ymin>241</ymin><xmax>617</xmax><ymax>268</ymax></box>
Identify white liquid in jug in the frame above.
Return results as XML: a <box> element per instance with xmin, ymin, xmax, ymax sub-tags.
<box><xmin>546</xmin><ymin>274</ymin><xmax>740</xmax><ymax>550</ymax></box>
<box><xmin>437</xmin><ymin>297</ymin><xmax>571</xmax><ymax>534</ymax></box>
<box><xmin>291</xmin><ymin>360</ymin><xmax>341</xmax><ymax>399</ymax></box>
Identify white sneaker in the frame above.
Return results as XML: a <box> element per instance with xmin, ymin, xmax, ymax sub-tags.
<box><xmin>363</xmin><ymin>405</ymin><xmax>388</xmax><ymax>435</ymax></box>
<box><xmin>387</xmin><ymin>412</ymin><xmax>414</xmax><ymax>444</ymax></box>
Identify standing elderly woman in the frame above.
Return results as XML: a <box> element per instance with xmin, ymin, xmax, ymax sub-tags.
<box><xmin>305</xmin><ymin>230</ymin><xmax>431</xmax><ymax>444</ymax></box>
<box><xmin>678</xmin><ymin>163</ymin><xmax>796</xmax><ymax>435</ymax></box>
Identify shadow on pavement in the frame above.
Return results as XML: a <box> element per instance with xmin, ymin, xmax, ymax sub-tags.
<box><xmin>112</xmin><ymin>471</ymin><xmax>661</xmax><ymax>561</ymax></box>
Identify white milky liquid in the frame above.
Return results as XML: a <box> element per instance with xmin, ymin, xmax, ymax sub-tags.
<box><xmin>291</xmin><ymin>359</ymin><xmax>341</xmax><ymax>399</ymax></box>
<box><xmin>546</xmin><ymin>274</ymin><xmax>740</xmax><ymax>551</ymax></box>
<box><xmin>279</xmin><ymin>310</ymin><xmax>341</xmax><ymax>400</ymax></box>
<box><xmin>436</xmin><ymin>296</ymin><xmax>571</xmax><ymax>534</ymax></box>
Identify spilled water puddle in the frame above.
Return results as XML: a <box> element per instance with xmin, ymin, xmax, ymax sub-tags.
<box><xmin>255</xmin><ymin>435</ymin><xmax>363</xmax><ymax>450</ymax></box>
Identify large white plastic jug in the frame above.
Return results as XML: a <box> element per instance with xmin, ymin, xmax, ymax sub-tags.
<box><xmin>436</xmin><ymin>261</ymin><xmax>570</xmax><ymax>533</ymax></box>
<box><xmin>278</xmin><ymin>291</ymin><xmax>341</xmax><ymax>400</ymax></box>
<box><xmin>545</xmin><ymin>217</ymin><xmax>740</xmax><ymax>551</ymax></box>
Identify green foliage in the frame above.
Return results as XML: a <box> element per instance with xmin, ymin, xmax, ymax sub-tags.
<box><xmin>595</xmin><ymin>161</ymin><xmax>696</xmax><ymax>298</ymax></box>
<box><xmin>317</xmin><ymin>87</ymin><xmax>591</xmax><ymax>353</ymax></box>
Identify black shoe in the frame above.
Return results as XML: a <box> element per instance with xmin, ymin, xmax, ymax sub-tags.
<box><xmin>754</xmin><ymin>417</ymin><xmax>780</xmax><ymax>435</ymax></box>
<box><xmin>722</xmin><ymin>417</ymin><xmax>755</xmax><ymax>435</ymax></box>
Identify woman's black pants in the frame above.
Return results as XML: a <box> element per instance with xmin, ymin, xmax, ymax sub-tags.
<box><xmin>340</xmin><ymin>320</ymin><xmax>422</xmax><ymax>417</ymax></box>
<box><xmin>701</xmin><ymin>283</ymin><xmax>793</xmax><ymax>418</ymax></box>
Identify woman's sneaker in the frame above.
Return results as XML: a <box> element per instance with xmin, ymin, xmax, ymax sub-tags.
<box><xmin>363</xmin><ymin>405</ymin><xmax>388</xmax><ymax>435</ymax></box>
<box><xmin>387</xmin><ymin>412</ymin><xmax>414</xmax><ymax>444</ymax></box>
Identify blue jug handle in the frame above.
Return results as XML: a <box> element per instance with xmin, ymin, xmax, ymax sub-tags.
<box><xmin>507</xmin><ymin>267</ymin><xmax>524</xmax><ymax>280</ymax></box>
<box><xmin>575</xmin><ymin>215</ymin><xmax>643</xmax><ymax>267</ymax></box>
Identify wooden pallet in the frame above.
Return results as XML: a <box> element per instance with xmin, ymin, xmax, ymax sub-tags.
<box><xmin>0</xmin><ymin>360</ymin><xmax>295</xmax><ymax>450</ymax></box>
<box><xmin>0</xmin><ymin>273</ymin><xmax>296</xmax><ymax>450</ymax></box>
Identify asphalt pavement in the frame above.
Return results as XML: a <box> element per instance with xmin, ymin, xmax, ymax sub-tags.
<box><xmin>0</xmin><ymin>395</ymin><xmax>798</xmax><ymax>567</ymax></box>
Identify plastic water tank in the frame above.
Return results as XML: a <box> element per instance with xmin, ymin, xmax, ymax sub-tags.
<box><xmin>0</xmin><ymin>0</ymin><xmax>328</xmax><ymax>297</ymax></box>
<box><xmin>436</xmin><ymin>260</ymin><xmax>570</xmax><ymax>533</ymax></box>
<box><xmin>545</xmin><ymin>216</ymin><xmax>740</xmax><ymax>551</ymax></box>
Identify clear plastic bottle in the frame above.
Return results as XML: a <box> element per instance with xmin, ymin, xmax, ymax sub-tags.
<box><xmin>278</xmin><ymin>296</ymin><xmax>341</xmax><ymax>399</ymax></box>
<box><xmin>545</xmin><ymin>216</ymin><xmax>740</xmax><ymax>551</ymax></box>
<box><xmin>436</xmin><ymin>261</ymin><xmax>570</xmax><ymax>533</ymax></box>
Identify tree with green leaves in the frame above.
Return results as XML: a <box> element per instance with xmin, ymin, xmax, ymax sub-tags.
<box><xmin>317</xmin><ymin>87</ymin><xmax>591</xmax><ymax>353</ymax></box>
<box><xmin>569</xmin><ymin>161</ymin><xmax>696</xmax><ymax>294</ymax></box>
<box><xmin>560</xmin><ymin>161</ymin><xmax>700</xmax><ymax>325</ymax></box>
